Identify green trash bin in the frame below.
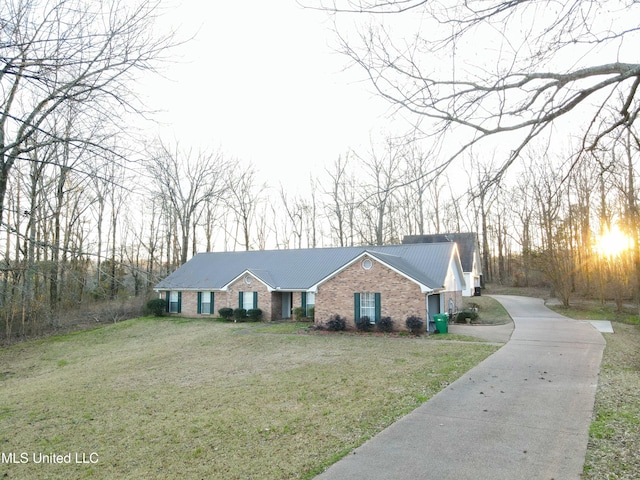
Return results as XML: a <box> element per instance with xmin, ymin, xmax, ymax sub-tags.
<box><xmin>433</xmin><ymin>313</ymin><xmax>448</xmax><ymax>334</ymax></box>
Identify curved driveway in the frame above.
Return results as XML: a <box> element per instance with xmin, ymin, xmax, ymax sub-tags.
<box><xmin>315</xmin><ymin>295</ymin><xmax>606</xmax><ymax>480</ymax></box>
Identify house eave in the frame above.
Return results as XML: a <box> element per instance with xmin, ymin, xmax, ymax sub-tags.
<box><xmin>154</xmin><ymin>287</ymin><xmax>224</xmax><ymax>292</ymax></box>
<box><xmin>221</xmin><ymin>269</ymin><xmax>275</xmax><ymax>292</ymax></box>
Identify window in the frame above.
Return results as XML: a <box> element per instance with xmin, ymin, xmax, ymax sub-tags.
<box><xmin>305</xmin><ymin>292</ymin><xmax>315</xmax><ymax>317</ymax></box>
<box><xmin>354</xmin><ymin>292</ymin><xmax>380</xmax><ymax>324</ymax></box>
<box><xmin>360</xmin><ymin>293</ymin><xmax>376</xmax><ymax>322</ymax></box>
<box><xmin>198</xmin><ymin>292</ymin><xmax>214</xmax><ymax>314</ymax></box>
<box><xmin>167</xmin><ymin>291</ymin><xmax>181</xmax><ymax>313</ymax></box>
<box><xmin>239</xmin><ymin>291</ymin><xmax>257</xmax><ymax>310</ymax></box>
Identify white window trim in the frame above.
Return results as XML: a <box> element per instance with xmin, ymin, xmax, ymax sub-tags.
<box><xmin>360</xmin><ymin>292</ymin><xmax>376</xmax><ymax>323</ymax></box>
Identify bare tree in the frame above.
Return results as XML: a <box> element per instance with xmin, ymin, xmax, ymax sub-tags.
<box><xmin>0</xmin><ymin>0</ymin><xmax>177</xmax><ymax>225</ymax></box>
<box><xmin>399</xmin><ymin>144</ymin><xmax>432</xmax><ymax>235</ymax></box>
<box><xmin>279</xmin><ymin>181</ymin><xmax>320</xmax><ymax>250</ymax></box>
<box><xmin>324</xmin><ymin>154</ymin><xmax>352</xmax><ymax>246</ymax></box>
<box><xmin>356</xmin><ymin>136</ymin><xmax>406</xmax><ymax>245</ymax></box>
<box><xmin>148</xmin><ymin>142</ymin><xmax>226</xmax><ymax>265</ymax></box>
<box><xmin>224</xmin><ymin>163</ymin><xmax>266</xmax><ymax>251</ymax></box>
<box><xmin>318</xmin><ymin>0</ymin><xmax>640</xmax><ymax>182</ymax></box>
<box><xmin>307</xmin><ymin>175</ymin><xmax>319</xmax><ymax>248</ymax></box>
<box><xmin>623</xmin><ymin>128</ymin><xmax>640</xmax><ymax>311</ymax></box>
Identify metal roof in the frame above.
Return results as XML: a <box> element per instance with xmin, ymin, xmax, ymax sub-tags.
<box><xmin>154</xmin><ymin>243</ymin><xmax>460</xmax><ymax>292</ymax></box>
<box><xmin>402</xmin><ymin>233</ymin><xmax>480</xmax><ymax>273</ymax></box>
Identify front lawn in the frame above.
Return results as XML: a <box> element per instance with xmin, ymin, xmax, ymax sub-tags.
<box><xmin>548</xmin><ymin>301</ymin><xmax>640</xmax><ymax>325</ymax></box>
<box><xmin>461</xmin><ymin>295</ymin><xmax>512</xmax><ymax>325</ymax></box>
<box><xmin>0</xmin><ymin>317</ymin><xmax>497</xmax><ymax>479</ymax></box>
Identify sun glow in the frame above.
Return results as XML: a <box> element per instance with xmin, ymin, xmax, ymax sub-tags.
<box><xmin>595</xmin><ymin>226</ymin><xmax>633</xmax><ymax>258</ymax></box>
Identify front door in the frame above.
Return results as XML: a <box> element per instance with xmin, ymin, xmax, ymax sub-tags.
<box><xmin>427</xmin><ymin>294</ymin><xmax>441</xmax><ymax>333</ymax></box>
<box><xmin>281</xmin><ymin>292</ymin><xmax>292</xmax><ymax>319</ymax></box>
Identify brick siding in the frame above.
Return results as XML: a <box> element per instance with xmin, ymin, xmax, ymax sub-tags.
<box><xmin>314</xmin><ymin>255</ymin><xmax>428</xmax><ymax>331</ymax></box>
<box><xmin>225</xmin><ymin>275</ymin><xmax>273</xmax><ymax>320</ymax></box>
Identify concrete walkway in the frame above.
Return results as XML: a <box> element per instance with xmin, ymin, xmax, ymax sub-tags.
<box><xmin>315</xmin><ymin>295</ymin><xmax>606</xmax><ymax>480</ymax></box>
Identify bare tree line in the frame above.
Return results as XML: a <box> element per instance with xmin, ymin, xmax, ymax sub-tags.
<box><xmin>3</xmin><ymin>0</ymin><xmax>640</xmax><ymax>341</ymax></box>
<box><xmin>3</xmin><ymin>121</ymin><xmax>640</xmax><ymax>339</ymax></box>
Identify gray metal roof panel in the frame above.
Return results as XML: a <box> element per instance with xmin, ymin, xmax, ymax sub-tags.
<box><xmin>402</xmin><ymin>233</ymin><xmax>478</xmax><ymax>272</ymax></box>
<box><xmin>154</xmin><ymin>243</ymin><xmax>457</xmax><ymax>291</ymax></box>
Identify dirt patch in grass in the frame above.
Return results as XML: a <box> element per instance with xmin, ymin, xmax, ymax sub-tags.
<box><xmin>583</xmin><ymin>322</ymin><xmax>640</xmax><ymax>479</ymax></box>
<box><xmin>0</xmin><ymin>317</ymin><xmax>498</xmax><ymax>480</ymax></box>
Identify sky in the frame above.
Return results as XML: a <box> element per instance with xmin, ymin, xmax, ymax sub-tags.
<box><xmin>142</xmin><ymin>1</ymin><xmax>399</xmax><ymax>187</ymax></box>
<box><xmin>140</xmin><ymin>1</ymin><xmax>636</xmax><ymax>194</ymax></box>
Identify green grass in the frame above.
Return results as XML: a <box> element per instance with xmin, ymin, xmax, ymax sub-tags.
<box><xmin>548</xmin><ymin>302</ymin><xmax>640</xmax><ymax>325</ymax></box>
<box><xmin>0</xmin><ymin>317</ymin><xmax>497</xmax><ymax>480</ymax></box>
<box><xmin>251</xmin><ymin>321</ymin><xmax>311</xmax><ymax>334</ymax></box>
<box><xmin>462</xmin><ymin>295</ymin><xmax>512</xmax><ymax>325</ymax></box>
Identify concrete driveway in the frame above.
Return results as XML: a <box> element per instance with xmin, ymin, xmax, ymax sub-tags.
<box><xmin>315</xmin><ymin>295</ymin><xmax>606</xmax><ymax>480</ymax></box>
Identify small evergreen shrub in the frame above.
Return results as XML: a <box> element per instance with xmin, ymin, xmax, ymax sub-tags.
<box><xmin>308</xmin><ymin>306</ymin><xmax>315</xmax><ymax>320</ymax></box>
<box><xmin>326</xmin><ymin>314</ymin><xmax>346</xmax><ymax>331</ymax></box>
<box><xmin>146</xmin><ymin>298</ymin><xmax>166</xmax><ymax>317</ymax></box>
<box><xmin>405</xmin><ymin>315</ymin><xmax>425</xmax><ymax>335</ymax></box>
<box><xmin>218</xmin><ymin>307</ymin><xmax>234</xmax><ymax>320</ymax></box>
<box><xmin>377</xmin><ymin>316</ymin><xmax>394</xmax><ymax>333</ymax></box>
<box><xmin>355</xmin><ymin>316</ymin><xmax>374</xmax><ymax>332</ymax></box>
<box><xmin>233</xmin><ymin>308</ymin><xmax>247</xmax><ymax>322</ymax></box>
<box><xmin>293</xmin><ymin>307</ymin><xmax>306</xmax><ymax>321</ymax></box>
<box><xmin>455</xmin><ymin>309</ymin><xmax>479</xmax><ymax>323</ymax></box>
<box><xmin>247</xmin><ymin>308</ymin><xmax>263</xmax><ymax>321</ymax></box>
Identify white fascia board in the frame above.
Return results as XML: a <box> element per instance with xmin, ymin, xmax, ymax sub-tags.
<box><xmin>221</xmin><ymin>269</ymin><xmax>275</xmax><ymax>292</ymax></box>
<box><xmin>450</xmin><ymin>244</ymin><xmax>467</xmax><ymax>290</ymax></box>
<box><xmin>154</xmin><ymin>287</ymin><xmax>222</xmax><ymax>292</ymax></box>
<box><xmin>273</xmin><ymin>288</ymin><xmax>312</xmax><ymax>292</ymax></box>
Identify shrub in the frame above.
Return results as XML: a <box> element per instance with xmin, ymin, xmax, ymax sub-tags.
<box><xmin>308</xmin><ymin>306</ymin><xmax>315</xmax><ymax>320</ymax></box>
<box><xmin>146</xmin><ymin>298</ymin><xmax>166</xmax><ymax>317</ymax></box>
<box><xmin>293</xmin><ymin>307</ymin><xmax>315</xmax><ymax>321</ymax></box>
<box><xmin>405</xmin><ymin>315</ymin><xmax>425</xmax><ymax>335</ymax></box>
<box><xmin>455</xmin><ymin>309</ymin><xmax>479</xmax><ymax>323</ymax></box>
<box><xmin>218</xmin><ymin>307</ymin><xmax>234</xmax><ymax>320</ymax></box>
<box><xmin>293</xmin><ymin>307</ymin><xmax>306</xmax><ymax>321</ymax></box>
<box><xmin>355</xmin><ymin>316</ymin><xmax>374</xmax><ymax>332</ymax></box>
<box><xmin>326</xmin><ymin>314</ymin><xmax>346</xmax><ymax>331</ymax></box>
<box><xmin>233</xmin><ymin>308</ymin><xmax>247</xmax><ymax>322</ymax></box>
<box><xmin>377</xmin><ymin>316</ymin><xmax>394</xmax><ymax>333</ymax></box>
<box><xmin>247</xmin><ymin>308</ymin><xmax>263</xmax><ymax>321</ymax></box>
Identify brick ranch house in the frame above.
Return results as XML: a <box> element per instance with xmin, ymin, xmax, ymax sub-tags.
<box><xmin>153</xmin><ymin>243</ymin><xmax>466</xmax><ymax>332</ymax></box>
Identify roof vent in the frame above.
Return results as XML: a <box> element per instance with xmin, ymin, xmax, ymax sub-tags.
<box><xmin>362</xmin><ymin>258</ymin><xmax>373</xmax><ymax>270</ymax></box>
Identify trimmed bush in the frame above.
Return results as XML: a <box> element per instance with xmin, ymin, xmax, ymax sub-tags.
<box><xmin>405</xmin><ymin>315</ymin><xmax>425</xmax><ymax>335</ymax></box>
<box><xmin>247</xmin><ymin>308</ymin><xmax>263</xmax><ymax>321</ymax></box>
<box><xmin>308</xmin><ymin>306</ymin><xmax>315</xmax><ymax>320</ymax></box>
<box><xmin>355</xmin><ymin>316</ymin><xmax>374</xmax><ymax>332</ymax></box>
<box><xmin>146</xmin><ymin>298</ymin><xmax>166</xmax><ymax>317</ymax></box>
<box><xmin>293</xmin><ymin>307</ymin><xmax>306</xmax><ymax>321</ymax></box>
<box><xmin>233</xmin><ymin>308</ymin><xmax>247</xmax><ymax>322</ymax></box>
<box><xmin>455</xmin><ymin>309</ymin><xmax>479</xmax><ymax>323</ymax></box>
<box><xmin>218</xmin><ymin>307</ymin><xmax>234</xmax><ymax>320</ymax></box>
<box><xmin>377</xmin><ymin>316</ymin><xmax>394</xmax><ymax>333</ymax></box>
<box><xmin>326</xmin><ymin>314</ymin><xmax>346</xmax><ymax>331</ymax></box>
